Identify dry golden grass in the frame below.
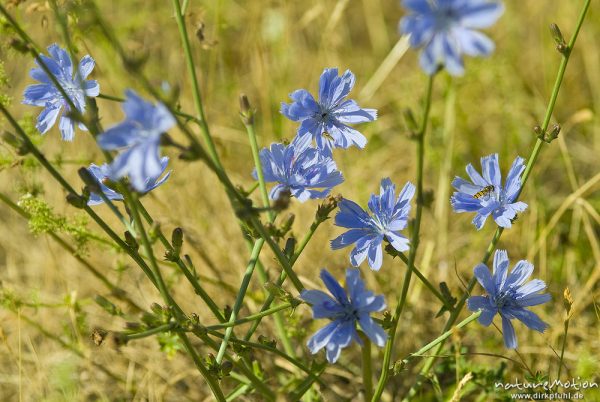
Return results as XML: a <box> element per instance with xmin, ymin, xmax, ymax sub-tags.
<box><xmin>0</xmin><ymin>0</ymin><xmax>599</xmax><ymax>400</ymax></box>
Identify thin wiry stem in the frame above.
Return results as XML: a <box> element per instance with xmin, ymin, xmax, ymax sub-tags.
<box><xmin>372</xmin><ymin>74</ymin><xmax>435</xmax><ymax>401</ymax></box>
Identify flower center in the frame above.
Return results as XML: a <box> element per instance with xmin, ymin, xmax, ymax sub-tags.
<box><xmin>493</xmin><ymin>288</ymin><xmax>516</xmax><ymax>308</ymax></box>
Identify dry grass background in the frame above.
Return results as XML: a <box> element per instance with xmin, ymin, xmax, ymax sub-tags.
<box><xmin>0</xmin><ymin>0</ymin><xmax>599</xmax><ymax>401</ymax></box>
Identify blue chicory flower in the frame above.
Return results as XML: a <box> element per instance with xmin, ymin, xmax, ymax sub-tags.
<box><xmin>450</xmin><ymin>153</ymin><xmax>527</xmax><ymax>230</ymax></box>
<box><xmin>86</xmin><ymin>157</ymin><xmax>171</xmax><ymax>206</ymax></box>
<box><xmin>331</xmin><ymin>178</ymin><xmax>415</xmax><ymax>271</ymax></box>
<box><xmin>255</xmin><ymin>135</ymin><xmax>344</xmax><ymax>202</ymax></box>
<box><xmin>280</xmin><ymin>68</ymin><xmax>377</xmax><ymax>155</ymax></box>
<box><xmin>97</xmin><ymin>89</ymin><xmax>175</xmax><ymax>192</ymax></box>
<box><xmin>467</xmin><ymin>250</ymin><xmax>551</xmax><ymax>349</ymax></box>
<box><xmin>22</xmin><ymin>43</ymin><xmax>100</xmax><ymax>141</ymax></box>
<box><xmin>400</xmin><ymin>0</ymin><xmax>504</xmax><ymax>76</ymax></box>
<box><xmin>300</xmin><ymin>268</ymin><xmax>387</xmax><ymax>363</ymax></box>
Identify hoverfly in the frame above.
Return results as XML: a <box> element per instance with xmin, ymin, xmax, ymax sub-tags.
<box><xmin>473</xmin><ymin>185</ymin><xmax>495</xmax><ymax>199</ymax></box>
<box><xmin>322</xmin><ymin>131</ymin><xmax>334</xmax><ymax>141</ymax></box>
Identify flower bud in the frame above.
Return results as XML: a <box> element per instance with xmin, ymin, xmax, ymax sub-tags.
<box><xmin>66</xmin><ymin>193</ymin><xmax>86</xmax><ymax>209</ymax></box>
<box><xmin>78</xmin><ymin>167</ymin><xmax>102</xmax><ymax>194</ymax></box>
<box><xmin>239</xmin><ymin>93</ymin><xmax>254</xmax><ymax>125</ymax></box>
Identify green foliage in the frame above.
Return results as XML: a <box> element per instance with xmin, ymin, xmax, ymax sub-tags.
<box><xmin>157</xmin><ymin>331</ymin><xmax>184</xmax><ymax>359</ymax></box>
<box><xmin>0</xmin><ymin>60</ymin><xmax>10</xmax><ymax>107</ymax></box>
<box><xmin>18</xmin><ymin>193</ymin><xmax>96</xmax><ymax>256</ymax></box>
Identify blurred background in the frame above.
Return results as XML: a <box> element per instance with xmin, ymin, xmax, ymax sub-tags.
<box><xmin>0</xmin><ymin>0</ymin><xmax>599</xmax><ymax>400</ymax></box>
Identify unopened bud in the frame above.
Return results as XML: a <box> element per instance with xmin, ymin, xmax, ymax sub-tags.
<box><xmin>550</xmin><ymin>23</ymin><xmax>566</xmax><ymax>46</ymax></box>
<box><xmin>78</xmin><ymin>167</ymin><xmax>102</xmax><ymax>194</ymax></box>
<box><xmin>403</xmin><ymin>108</ymin><xmax>419</xmax><ymax>132</ymax></box>
<box><xmin>239</xmin><ymin>94</ymin><xmax>254</xmax><ymax>125</ymax></box>
<box><xmin>95</xmin><ymin>295</ymin><xmax>122</xmax><ymax>316</ymax></box>
<box><xmin>563</xmin><ymin>288</ymin><xmax>574</xmax><ymax>318</ymax></box>
<box><xmin>124</xmin><ymin>231</ymin><xmax>138</xmax><ymax>250</ymax></box>
<box><xmin>66</xmin><ymin>193</ymin><xmax>86</xmax><ymax>209</ymax></box>
<box><xmin>280</xmin><ymin>213</ymin><xmax>295</xmax><ymax>235</ymax></box>
<box><xmin>316</xmin><ymin>194</ymin><xmax>341</xmax><ymax>221</ymax></box>
<box><xmin>284</xmin><ymin>237</ymin><xmax>296</xmax><ymax>259</ymax></box>
<box><xmin>272</xmin><ymin>189</ymin><xmax>291</xmax><ymax>211</ymax></box>
<box><xmin>172</xmin><ymin>227</ymin><xmax>183</xmax><ymax>249</ymax></box>
<box><xmin>547</xmin><ymin>124</ymin><xmax>561</xmax><ymax>142</ymax></box>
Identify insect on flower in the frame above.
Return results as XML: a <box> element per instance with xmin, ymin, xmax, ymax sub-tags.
<box><xmin>450</xmin><ymin>154</ymin><xmax>528</xmax><ymax>230</ymax></box>
<box><xmin>280</xmin><ymin>68</ymin><xmax>377</xmax><ymax>155</ymax></box>
<box><xmin>473</xmin><ymin>184</ymin><xmax>495</xmax><ymax>199</ymax></box>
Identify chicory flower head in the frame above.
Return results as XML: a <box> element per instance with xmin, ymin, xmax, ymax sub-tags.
<box><xmin>22</xmin><ymin>43</ymin><xmax>100</xmax><ymax>141</ymax></box>
<box><xmin>331</xmin><ymin>178</ymin><xmax>415</xmax><ymax>271</ymax></box>
<box><xmin>255</xmin><ymin>135</ymin><xmax>344</xmax><ymax>202</ymax></box>
<box><xmin>300</xmin><ymin>268</ymin><xmax>387</xmax><ymax>363</ymax></box>
<box><xmin>467</xmin><ymin>250</ymin><xmax>550</xmax><ymax>349</ymax></box>
<box><xmin>450</xmin><ymin>153</ymin><xmax>527</xmax><ymax>230</ymax></box>
<box><xmin>280</xmin><ymin>68</ymin><xmax>377</xmax><ymax>155</ymax></box>
<box><xmin>400</xmin><ymin>0</ymin><xmax>504</xmax><ymax>76</ymax></box>
<box><xmin>86</xmin><ymin>157</ymin><xmax>171</xmax><ymax>206</ymax></box>
<box><xmin>97</xmin><ymin>89</ymin><xmax>175</xmax><ymax>192</ymax></box>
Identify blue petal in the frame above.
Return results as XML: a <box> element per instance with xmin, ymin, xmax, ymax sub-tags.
<box><xmin>108</xmin><ymin>140</ymin><xmax>163</xmax><ymax>191</ymax></box>
<box><xmin>358</xmin><ymin>314</ymin><xmax>387</xmax><ymax>347</ymax></box>
<box><xmin>97</xmin><ymin>121</ymin><xmax>142</xmax><ymax>150</ymax></box>
<box><xmin>36</xmin><ymin>103</ymin><xmax>62</xmax><ymax>134</ymax></box>
<box><xmin>59</xmin><ymin>115</ymin><xmax>75</xmax><ymax>141</ymax></box>
<box><xmin>504</xmin><ymin>156</ymin><xmax>526</xmax><ymax>202</ymax></box>
<box><xmin>500</xmin><ymin>315</ymin><xmax>518</xmax><ymax>349</ymax></box>
<box><xmin>320</xmin><ymin>269</ymin><xmax>348</xmax><ymax>305</ymax></box>
<box><xmin>331</xmin><ymin>229</ymin><xmax>370</xmax><ymax>250</ymax></box>
<box><xmin>23</xmin><ymin>84</ymin><xmax>56</xmax><ymax>106</ymax></box>
<box><xmin>385</xmin><ymin>231</ymin><xmax>410</xmax><ymax>253</ymax></box>
<box><xmin>466</xmin><ymin>162</ymin><xmax>488</xmax><ymax>187</ymax></box>
<box><xmin>492</xmin><ymin>249</ymin><xmax>509</xmax><ymax>290</ymax></box>
<box><xmin>367</xmin><ymin>238</ymin><xmax>384</xmax><ymax>271</ymax></box>
<box><xmin>504</xmin><ymin>307</ymin><xmax>549</xmax><ymax>333</ymax></box>
<box><xmin>505</xmin><ymin>260</ymin><xmax>534</xmax><ymax>289</ymax></box>
<box><xmin>335</xmin><ymin>199</ymin><xmax>372</xmax><ymax>229</ymax></box>
<box><xmin>306</xmin><ymin>320</ymin><xmax>341</xmax><ymax>354</ymax></box>
<box><xmin>454</xmin><ymin>28</ymin><xmax>495</xmax><ymax>57</ymax></box>
<box><xmin>481</xmin><ymin>154</ymin><xmax>501</xmax><ymax>188</ymax></box>
<box><xmin>77</xmin><ymin>55</ymin><xmax>95</xmax><ymax>80</ymax></box>
<box><xmin>460</xmin><ymin>1</ymin><xmax>505</xmax><ymax>29</ymax></box>
<box><xmin>474</xmin><ymin>263</ymin><xmax>497</xmax><ymax>297</ymax></box>
<box><xmin>515</xmin><ymin>292</ymin><xmax>551</xmax><ymax>307</ymax></box>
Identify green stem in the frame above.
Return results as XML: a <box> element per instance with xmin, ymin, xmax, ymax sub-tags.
<box><xmin>394</xmin><ymin>250</ymin><xmax>453</xmax><ymax>310</ymax></box>
<box><xmin>404</xmin><ymin>1</ymin><xmax>591</xmax><ymax>398</ymax></box>
<box><xmin>206</xmin><ymin>303</ymin><xmax>293</xmax><ymax>331</ymax></box>
<box><xmin>402</xmin><ymin>312</ymin><xmax>481</xmax><ymax>365</ymax></box>
<box><xmin>171</xmin><ymin>0</ymin><xmax>222</xmax><ymax>169</ymax></box>
<box><xmin>126</xmin><ymin>192</ymin><xmax>226</xmax><ymax>401</ymax></box>
<box><xmin>137</xmin><ymin>203</ymin><xmax>225</xmax><ymax>322</ymax></box>
<box><xmin>215</xmin><ymin>238</ymin><xmax>265</xmax><ymax>363</ymax></box>
<box><xmin>97</xmin><ymin>92</ymin><xmax>201</xmax><ymax>124</ymax></box>
<box><xmin>124</xmin><ymin>323</ymin><xmax>175</xmax><ymax>341</ymax></box>
<box><xmin>557</xmin><ymin>318</ymin><xmax>570</xmax><ymax>379</ymax></box>
<box><xmin>243</xmin><ymin>213</ymin><xmax>326</xmax><ymax>341</ymax></box>
<box><xmin>244</xmin><ymin>121</ymin><xmax>273</xmax><ymax>221</ymax></box>
<box><xmin>207</xmin><ymin>329</ymin><xmax>325</xmax><ymax>386</ymax></box>
<box><xmin>372</xmin><ymin>74</ymin><xmax>435</xmax><ymax>401</ymax></box>
<box><xmin>361</xmin><ymin>332</ymin><xmax>373</xmax><ymax>401</ymax></box>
